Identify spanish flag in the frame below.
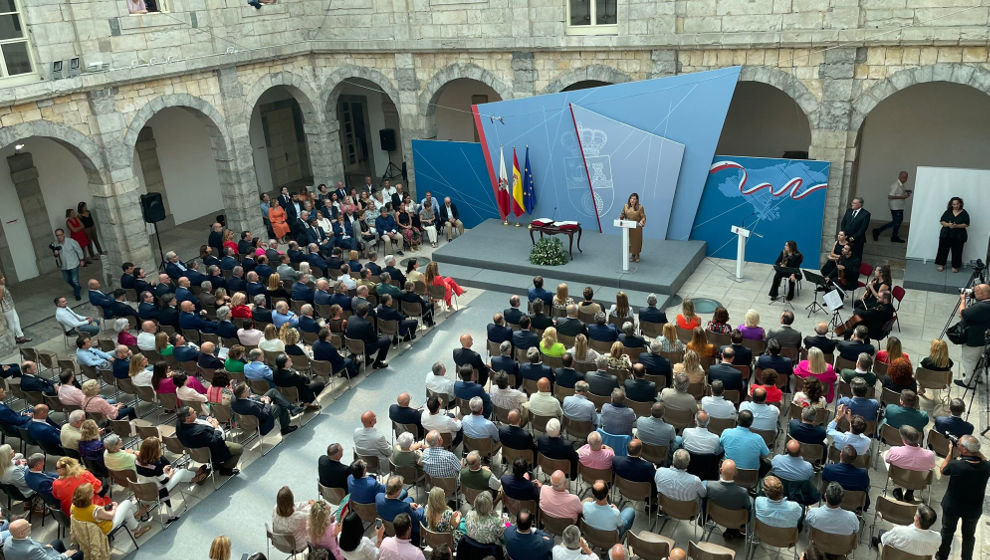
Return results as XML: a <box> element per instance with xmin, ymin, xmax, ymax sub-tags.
<box><xmin>511</xmin><ymin>148</ymin><xmax>524</xmax><ymax>217</ymax></box>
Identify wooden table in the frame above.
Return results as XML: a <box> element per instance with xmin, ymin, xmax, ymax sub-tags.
<box><xmin>529</xmin><ymin>222</ymin><xmax>583</xmax><ymax>259</ymax></box>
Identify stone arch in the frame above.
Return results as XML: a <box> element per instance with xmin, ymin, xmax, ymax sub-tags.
<box><xmin>322</xmin><ymin>65</ymin><xmax>402</xmax><ymax>115</ymax></box>
<box><xmin>419</xmin><ymin>63</ymin><xmax>513</xmax><ymax>118</ymax></box>
<box><xmin>124</xmin><ymin>93</ymin><xmax>233</xmax><ymax>155</ymax></box>
<box><xmin>737</xmin><ymin>65</ymin><xmax>819</xmax><ymax>125</ymax></box>
<box><xmin>243</xmin><ymin>70</ymin><xmax>323</xmax><ymax>123</ymax></box>
<box><xmin>0</xmin><ymin>121</ymin><xmax>106</xmax><ymax>185</ymax></box>
<box><xmin>849</xmin><ymin>63</ymin><xmax>990</xmax><ymax>132</ymax></box>
<box><xmin>541</xmin><ymin>65</ymin><xmax>632</xmax><ymax>94</ymax></box>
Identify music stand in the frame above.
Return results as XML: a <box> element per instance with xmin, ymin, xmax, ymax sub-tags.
<box><xmin>769</xmin><ymin>266</ymin><xmax>803</xmax><ymax>309</ymax></box>
<box><xmin>803</xmin><ymin>270</ymin><xmax>829</xmax><ymax>317</ymax></box>
<box><xmin>824</xmin><ymin>286</ymin><xmax>846</xmax><ymax>330</ymax></box>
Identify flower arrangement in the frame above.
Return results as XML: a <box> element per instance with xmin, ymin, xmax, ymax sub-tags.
<box><xmin>529</xmin><ymin>237</ymin><xmax>568</xmax><ymax>266</ymax></box>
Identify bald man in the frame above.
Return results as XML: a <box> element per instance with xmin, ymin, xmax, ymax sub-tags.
<box><xmin>197</xmin><ymin>340</ymin><xmax>224</xmax><ymax>370</ymax></box>
<box><xmin>498</xmin><ymin>409</ymin><xmax>536</xmax><ymax>452</ymax></box>
<box><xmin>804</xmin><ymin>321</ymin><xmax>838</xmax><ymax>355</ymax></box>
<box><xmin>136</xmin><ymin>320</ymin><xmax>158</xmax><ymax>351</ymax></box>
<box><xmin>5</xmin><ymin>518</ymin><xmax>79</xmax><ymax>559</ymax></box>
<box><xmin>667</xmin><ymin>548</ymin><xmax>686</xmax><ymax>560</ymax></box>
<box><xmin>959</xmin><ymin>283</ymin><xmax>990</xmax><ymax>382</ymax></box>
<box><xmin>26</xmin><ymin>403</ymin><xmax>61</xmax><ymax>452</ymax></box>
<box><xmin>389</xmin><ymin>393</ymin><xmax>424</xmax><ymax>438</ymax></box>
<box><xmin>704</xmin><ymin>459</ymin><xmax>751</xmax><ymax>539</ymax></box>
<box><xmin>608</xmin><ymin>544</ymin><xmax>626</xmax><ymax>560</ymax></box>
<box><xmin>453</xmin><ymin>333</ymin><xmax>489</xmax><ymax>386</ymax></box>
<box><xmin>353</xmin><ymin>410</ymin><xmax>392</xmax><ymax>473</ymax></box>
<box><xmin>539</xmin><ymin>470</ymin><xmax>582</xmax><ymax>522</ymax></box>
<box><xmin>178</xmin><ymin>299</ymin><xmax>217</xmax><ymax>333</ymax></box>
<box><xmin>770</xmin><ymin>439</ymin><xmax>820</xmax><ymax>505</ymax></box>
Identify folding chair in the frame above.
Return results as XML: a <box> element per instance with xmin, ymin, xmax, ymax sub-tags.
<box><xmin>749</xmin><ymin>519</ymin><xmax>798</xmax><ymax>560</ymax></box>
<box><xmin>657</xmin><ymin>494</ymin><xmax>699</xmax><ymax>537</ymax></box>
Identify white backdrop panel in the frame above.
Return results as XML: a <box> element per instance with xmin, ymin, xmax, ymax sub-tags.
<box><xmin>906</xmin><ymin>166</ymin><xmax>990</xmax><ymax>263</ymax></box>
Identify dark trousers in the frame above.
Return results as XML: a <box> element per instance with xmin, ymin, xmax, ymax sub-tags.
<box><xmin>264</xmin><ymin>388</ymin><xmax>294</xmax><ymax>433</ymax></box>
<box><xmin>335</xmin><ymin>358</ymin><xmax>358</xmax><ymax>379</ymax></box>
<box><xmin>50</xmin><ymin>538</ymin><xmax>83</xmax><ymax>560</ymax></box>
<box><xmin>935</xmin><ymin>236</ymin><xmax>965</xmax><ymax>269</ymax></box>
<box><xmin>365</xmin><ymin>336</ymin><xmax>390</xmax><ymax>363</ymax></box>
<box><xmin>938</xmin><ymin>508</ymin><xmax>978</xmax><ymax>560</ymax></box>
<box><xmin>117</xmin><ymin>405</ymin><xmax>137</xmax><ymax>420</ymax></box>
<box><xmin>399</xmin><ymin>318</ymin><xmax>418</xmax><ymax>337</ymax></box>
<box><xmin>768</xmin><ymin>272</ymin><xmax>796</xmax><ymax>299</ymax></box>
<box><xmin>875</xmin><ymin>209</ymin><xmax>904</xmax><ymax>239</ymax></box>
<box><xmin>298</xmin><ymin>380</ymin><xmax>326</xmax><ymax>403</ymax></box>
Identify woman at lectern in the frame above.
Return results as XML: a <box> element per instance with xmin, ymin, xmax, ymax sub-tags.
<box><xmin>935</xmin><ymin>196</ymin><xmax>969</xmax><ymax>273</ymax></box>
<box><xmin>768</xmin><ymin>240</ymin><xmax>803</xmax><ymax>301</ymax></box>
<box><xmin>619</xmin><ymin>193</ymin><xmax>646</xmax><ymax>263</ymax></box>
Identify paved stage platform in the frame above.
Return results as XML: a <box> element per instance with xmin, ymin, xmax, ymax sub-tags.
<box><xmin>902</xmin><ymin>258</ymin><xmax>978</xmax><ymax>294</ymax></box>
<box><xmin>432</xmin><ymin>219</ymin><xmax>706</xmax><ymax>308</ymax></box>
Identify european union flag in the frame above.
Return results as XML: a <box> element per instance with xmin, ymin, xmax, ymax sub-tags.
<box><xmin>523</xmin><ymin>147</ymin><xmax>535</xmax><ymax>214</ymax></box>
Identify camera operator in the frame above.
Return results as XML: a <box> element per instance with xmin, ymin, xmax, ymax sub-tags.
<box><xmin>52</xmin><ymin>229</ymin><xmax>86</xmax><ymax>301</ymax></box>
<box><xmin>936</xmin><ymin>434</ymin><xmax>990</xmax><ymax>560</ymax></box>
<box><xmin>957</xmin><ymin>283</ymin><xmax>990</xmax><ymax>382</ymax></box>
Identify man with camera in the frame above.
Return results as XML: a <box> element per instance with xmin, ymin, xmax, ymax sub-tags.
<box><xmin>51</xmin><ymin>229</ymin><xmax>86</xmax><ymax>301</ymax></box>
<box><xmin>957</xmin><ymin>283</ymin><xmax>990</xmax><ymax>383</ymax></box>
<box><xmin>937</xmin><ymin>434</ymin><xmax>989</xmax><ymax>560</ymax></box>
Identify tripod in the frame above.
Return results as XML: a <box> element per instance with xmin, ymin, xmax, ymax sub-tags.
<box><xmin>957</xmin><ymin>344</ymin><xmax>990</xmax><ymax>437</ymax></box>
<box><xmin>151</xmin><ymin>222</ymin><xmax>167</xmax><ymax>273</ymax></box>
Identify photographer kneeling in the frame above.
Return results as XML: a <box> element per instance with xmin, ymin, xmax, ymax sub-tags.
<box><xmin>956</xmin><ymin>283</ymin><xmax>990</xmax><ymax>383</ymax></box>
<box><xmin>937</xmin><ymin>435</ymin><xmax>990</xmax><ymax>560</ymax></box>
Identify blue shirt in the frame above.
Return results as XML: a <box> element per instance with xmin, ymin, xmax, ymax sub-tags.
<box><xmin>754</xmin><ymin>496</ymin><xmax>803</xmax><ymax>528</ymax></box>
<box><xmin>582</xmin><ymin>501</ymin><xmax>623</xmax><ymax>531</ymax></box>
<box><xmin>375</xmin><ymin>494</ymin><xmax>424</xmax><ymax>535</ymax></box>
<box><xmin>720</xmin><ymin>427</ymin><xmax>769</xmax><ymax>470</ymax></box>
<box><xmin>272</xmin><ymin>310</ymin><xmax>299</xmax><ymax>329</ymax></box>
<box><xmin>504</xmin><ymin>527</ymin><xmax>554</xmax><ymax>560</ymax></box>
<box><xmin>838</xmin><ymin>396</ymin><xmax>880</xmax><ymax>422</ymax></box>
<box><xmin>462</xmin><ymin>414</ymin><xmax>499</xmax><ymax>441</ymax></box>
<box><xmin>76</xmin><ymin>347</ymin><xmax>112</xmax><ymax>368</ymax></box>
<box><xmin>347</xmin><ymin>474</ymin><xmax>386</xmax><ymax>504</ymax></box>
<box><xmin>244</xmin><ymin>361</ymin><xmax>275</xmax><ymax>385</ymax></box>
<box><xmin>826</xmin><ymin>421</ymin><xmax>872</xmax><ymax>455</ymax></box>
<box><xmin>805</xmin><ymin>505</ymin><xmax>860</xmax><ymax>535</ymax></box>
<box><xmin>770</xmin><ymin>454</ymin><xmax>814</xmax><ymax>482</ymax></box>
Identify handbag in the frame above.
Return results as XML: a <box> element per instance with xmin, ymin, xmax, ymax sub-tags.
<box><xmin>946</xmin><ymin>322</ymin><xmax>967</xmax><ymax>345</ymax></box>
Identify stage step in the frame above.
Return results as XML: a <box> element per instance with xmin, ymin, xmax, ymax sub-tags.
<box><xmin>436</xmin><ymin>261</ymin><xmax>675</xmax><ymax>309</ymax></box>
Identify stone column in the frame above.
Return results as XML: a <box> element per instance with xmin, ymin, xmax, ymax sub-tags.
<box><xmin>809</xmin><ymin>48</ymin><xmax>858</xmax><ymax>261</ymax></box>
<box><xmin>5</xmin><ymin>152</ymin><xmax>58</xmax><ymax>277</ymax></box>
<box><xmin>135</xmin><ymin>127</ymin><xmax>176</xmax><ymax>230</ymax></box>
<box><xmin>216</xmin><ymin>66</ymin><xmax>266</xmax><ymax>237</ymax></box>
<box><xmin>651</xmin><ymin>50</ymin><xmax>679</xmax><ymax>77</ymax></box>
<box><xmin>512</xmin><ymin>52</ymin><xmax>536</xmax><ymax>98</ymax></box>
<box><xmin>394</xmin><ymin>52</ymin><xmax>421</xmax><ymax>197</ymax></box>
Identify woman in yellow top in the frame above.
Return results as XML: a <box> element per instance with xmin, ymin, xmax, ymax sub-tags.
<box><xmin>673</xmin><ymin>349</ymin><xmax>706</xmax><ymax>385</ymax></box>
<box><xmin>539</xmin><ymin>327</ymin><xmax>567</xmax><ymax>358</ymax></box>
<box><xmin>619</xmin><ymin>192</ymin><xmax>646</xmax><ymax>262</ymax></box>
<box><xmin>70</xmin><ymin>482</ymin><xmax>150</xmax><ymax>538</ymax></box>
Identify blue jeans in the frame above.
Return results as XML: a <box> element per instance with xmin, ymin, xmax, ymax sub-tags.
<box><xmin>62</xmin><ymin>267</ymin><xmax>81</xmax><ymax>299</ymax></box>
<box><xmin>875</xmin><ymin>209</ymin><xmax>903</xmax><ymax>239</ymax></box>
<box><xmin>618</xmin><ymin>506</ymin><xmax>636</xmax><ymax>536</ymax></box>
<box><xmin>77</xmin><ymin>322</ymin><xmax>100</xmax><ymax>336</ymax></box>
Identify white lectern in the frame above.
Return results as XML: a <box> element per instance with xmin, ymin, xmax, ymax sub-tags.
<box><xmin>730</xmin><ymin>225</ymin><xmax>750</xmax><ymax>280</ymax></box>
<box><xmin>614</xmin><ymin>219</ymin><xmax>638</xmax><ymax>272</ymax></box>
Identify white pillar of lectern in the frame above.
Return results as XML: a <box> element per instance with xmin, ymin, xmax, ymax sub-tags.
<box><xmin>614</xmin><ymin>219</ymin><xmax>638</xmax><ymax>272</ymax></box>
<box><xmin>730</xmin><ymin>225</ymin><xmax>751</xmax><ymax>280</ymax></box>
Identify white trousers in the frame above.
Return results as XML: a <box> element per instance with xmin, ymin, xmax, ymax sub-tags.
<box><xmin>423</xmin><ymin>225</ymin><xmax>438</xmax><ymax>244</ymax></box>
<box><xmin>960</xmin><ymin>344</ymin><xmax>985</xmax><ymax>379</ymax></box>
<box><xmin>3</xmin><ymin>309</ymin><xmax>23</xmax><ymax>338</ymax></box>
<box><xmin>112</xmin><ymin>499</ymin><xmax>140</xmax><ymax>530</ymax></box>
<box><xmin>165</xmin><ymin>468</ymin><xmax>196</xmax><ymax>493</ymax></box>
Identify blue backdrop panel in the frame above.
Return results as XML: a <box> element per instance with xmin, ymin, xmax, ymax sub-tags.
<box><xmin>690</xmin><ymin>155</ymin><xmax>831</xmax><ymax>265</ymax></box>
<box><xmin>475</xmin><ymin>67</ymin><xmax>739</xmax><ymax>240</ymax></box>
<box><xmin>411</xmin><ymin>139</ymin><xmax>499</xmax><ymax>229</ymax></box>
<box><xmin>570</xmin><ymin>103</ymin><xmax>685</xmax><ymax>237</ymax></box>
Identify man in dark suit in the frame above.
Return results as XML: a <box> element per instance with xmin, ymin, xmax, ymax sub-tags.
<box><xmin>850</xmin><ymin>290</ymin><xmax>895</xmax><ymax>340</ymax></box>
<box><xmin>708</xmin><ymin>347</ymin><xmax>743</xmax><ymax>391</ymax></box>
<box><xmin>132</xmin><ymin>267</ymin><xmax>154</xmax><ymax>298</ymax></box>
<box><xmin>755</xmin><ymin>339</ymin><xmax>794</xmax><ymax>377</ymax></box>
<box><xmin>804</xmin><ymin>322</ymin><xmax>838</xmax><ymax>355</ymax></box>
<box><xmin>624</xmin><ymin>363</ymin><xmax>657</xmax><ymax>402</ymax></box>
<box><xmin>537</xmin><ymin>418</ymin><xmax>577</xmax><ymax>477</ymax></box>
<box><xmin>618</xmin><ymin>322</ymin><xmax>646</xmax><ymax>349</ymax></box>
<box><xmin>244</xmin><ymin>271</ymin><xmax>266</xmax><ymax>299</ymax></box>
<box><xmin>555</xmin><ymin>304</ymin><xmax>587</xmax><ymax>338</ymax></box>
<box><xmin>504</xmin><ymin>295</ymin><xmax>524</xmax><ymax>326</ymax></box>
<box><xmin>291</xmin><ymin>277</ymin><xmax>315</xmax><ymax>303</ymax></box>
<box><xmin>297</xmin><ymin>305</ymin><xmax>322</xmax><ymax>335</ymax></box>
<box><xmin>453</xmin><ymin>365</ymin><xmax>492</xmax><ymax>417</ymax></box>
<box><xmin>346</xmin><ymin>303</ymin><xmax>389</xmax><ymax>368</ymax></box>
<box><xmin>252</xmin><ymin>295</ymin><xmax>273</xmax><ymax>324</ymax></box>
<box><xmin>585</xmin><ymin>358</ymin><xmax>619</xmax><ymax>397</ymax></box>
<box><xmin>120</xmin><ymin>261</ymin><xmax>136</xmax><ymax>290</ymax></box>
<box><xmin>231</xmin><ymin>382</ymin><xmax>297</xmax><ymax>436</ymax></box>
<box><xmin>453</xmin><ymin>333</ymin><xmax>490</xmax><ymax>387</ymax></box>
<box><xmin>388</xmin><ymin>393</ymin><xmax>424</xmax><ymax>438</ymax></box>
<box><xmin>490</xmin><ymin>341</ymin><xmax>519</xmax><ymax>379</ymax></box>
<box><xmin>839</xmin><ymin>196</ymin><xmax>871</xmax><ymax>257</ymax></box>
<box><xmin>499</xmin><ymin>409</ymin><xmax>536</xmax><ymax>453</ymax></box>
<box><xmin>821</xmin><ymin>445</ymin><xmax>871</xmax><ymax>511</ymax></box>
<box><xmin>306</xmin><ymin>244</ymin><xmax>330</xmax><ymax>273</ymax></box>
<box><xmin>25</xmin><ymin>405</ymin><xmax>61</xmax><ymax>451</ymax></box>
<box><xmin>836</xmin><ymin>325</ymin><xmax>875</xmax><ymax>361</ymax></box>
<box><xmin>487</xmin><ymin>313</ymin><xmax>513</xmax><ymax>346</ymax></box>
<box><xmin>705</xmin><ymin>459</ymin><xmax>751</xmax><ymax>539</ymax></box>
<box><xmin>178</xmin><ymin>301</ymin><xmax>217</xmax><ymax>333</ymax></box>
<box><xmin>226</xmin><ymin>266</ymin><xmax>246</xmax><ymax>294</ymax></box>
<box><xmin>197</xmin><ymin>342</ymin><xmax>224</xmax><ymax>371</ymax></box>
<box><xmin>176</xmin><ymin>406</ymin><xmax>242</xmax><ymax>475</ymax></box>
<box><xmin>24</xmin><ymin>453</ymin><xmax>58</xmax><ymax>505</ymax></box>
<box><xmin>439</xmin><ymin>197</ymin><xmax>463</xmax><ymax>241</ymax></box>
<box><xmin>172</xmin><ymin>333</ymin><xmax>199</xmax><ymax>363</ymax></box>
<box><xmin>720</xmin><ymin>329</ymin><xmax>753</xmax><ymax>367</ymax></box>
<box><xmin>528</xmin><ymin>276</ymin><xmax>552</xmax><ymax>306</ymax></box>
<box><xmin>587</xmin><ymin>312</ymin><xmax>618</xmax><ymax>343</ymax></box>
<box><xmin>220</xmin><ymin>247</ymin><xmax>240</xmax><ymax>271</ymax></box>
<box><xmin>253</xmin><ymin>255</ymin><xmax>275</xmax><ymax>284</ymax></box>
<box><xmin>174</xmin><ymin>278</ymin><xmax>200</xmax><ymax>310</ymax></box>
<box><xmin>382</xmin><ymin>256</ymin><xmax>407</xmax><ymax>288</ymax></box>
<box><xmin>398</xmin><ymin>282</ymin><xmax>434</xmax><ymax>327</ymax></box>
<box><xmin>87</xmin><ymin>279</ymin><xmax>115</xmax><ymax>319</ymax></box>
<box><xmin>612</xmin><ymin>439</ymin><xmax>656</xmax><ymax>491</ymax></box>
<box><xmin>318</xmin><ymin>443</ymin><xmax>349</xmax><ymax>489</ymax></box>
<box><xmin>377</xmin><ymin>295</ymin><xmax>418</xmax><ymax>341</ymax></box>
<box><xmin>518</xmin><ymin>347</ymin><xmax>554</xmax><ymax>388</ymax></box>
<box><xmin>19</xmin><ymin>362</ymin><xmax>57</xmax><ymax>396</ymax></box>
<box><xmin>830</xmin><ymin>243</ymin><xmax>861</xmax><ymax>291</ymax></box>
<box><xmin>639</xmin><ymin>339</ymin><xmax>673</xmax><ymax>383</ymax></box>
<box><xmin>512</xmin><ymin>316</ymin><xmax>539</xmax><ymax>353</ymax></box>
<box><xmin>137</xmin><ymin>291</ymin><xmax>159</xmax><ymax>321</ymax></box>
<box><xmin>766</xmin><ymin>311</ymin><xmax>801</xmax><ymax>349</ymax></box>
<box><xmin>788</xmin><ymin>406</ymin><xmax>827</xmax><ymax>450</ymax></box>
<box><xmin>934</xmin><ymin>398</ymin><xmax>975</xmax><ymax>439</ymax></box>
<box><xmin>638</xmin><ymin>294</ymin><xmax>668</xmax><ymax>325</ymax></box>
<box><xmin>313</xmin><ymin>279</ymin><xmax>333</xmax><ymax>306</ymax></box>
<box><xmin>306</xmin><ymin>219</ymin><xmax>332</xmax><ymax>253</ymax></box>
<box><xmin>555</xmin><ymin>353</ymin><xmax>583</xmax><ymax>389</ymax></box>
<box><xmin>157</xmin><ymin>294</ymin><xmax>179</xmax><ymax>328</ymax></box>
<box><xmin>237</xmin><ymin>231</ymin><xmax>254</xmax><ymax>256</ymax></box>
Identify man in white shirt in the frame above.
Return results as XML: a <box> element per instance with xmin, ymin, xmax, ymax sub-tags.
<box><xmin>490</xmin><ymin>370</ymin><xmax>528</xmax><ymax>422</ymax></box>
<box><xmin>53</xmin><ymin>296</ymin><xmax>100</xmax><ymax>336</ymax></box>
<box><xmin>353</xmin><ymin>410</ymin><xmax>392</xmax><ymax>473</ymax></box>
<box><xmin>738</xmin><ymin>387</ymin><xmax>779</xmax><ymax>432</ymax></box>
<box><xmin>876</xmin><ymin>504</ymin><xmax>942</xmax><ymax>557</ymax></box>
<box><xmin>654</xmin><ymin>449</ymin><xmax>706</xmax><ymax>502</ymax></box>
<box><xmin>421</xmin><ymin>394</ymin><xmax>462</xmax><ymax>436</ymax></box>
<box><xmin>424</xmin><ymin>361</ymin><xmax>455</xmax><ymax>400</ymax></box>
<box><xmin>872</xmin><ymin>170</ymin><xmax>911</xmax><ymax>243</ymax></box>
<box><xmin>701</xmin><ymin>380</ymin><xmax>737</xmax><ymax>419</ymax></box>
<box><xmin>526</xmin><ymin>377</ymin><xmax>563</xmax><ymax>418</ymax></box>
<box><xmin>806</xmin><ymin>482</ymin><xmax>860</xmax><ymax>536</ymax></box>
<box><xmin>562</xmin><ymin>381</ymin><xmax>598</xmax><ymax>427</ymax></box>
<box><xmin>552</xmin><ymin>525</ymin><xmax>598</xmax><ymax>560</ymax></box>
<box><xmin>681</xmin><ymin>411</ymin><xmax>722</xmax><ymax>455</ymax></box>
<box><xmin>136</xmin><ymin>320</ymin><xmax>158</xmax><ymax>352</ymax></box>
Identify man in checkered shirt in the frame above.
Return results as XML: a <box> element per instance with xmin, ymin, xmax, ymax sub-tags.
<box><xmin>420</xmin><ymin>430</ymin><xmax>461</xmax><ymax>479</ymax></box>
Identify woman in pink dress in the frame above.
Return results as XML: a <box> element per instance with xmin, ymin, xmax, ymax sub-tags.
<box><xmin>794</xmin><ymin>347</ymin><xmax>837</xmax><ymax>402</ymax></box>
<box><xmin>424</xmin><ymin>261</ymin><xmax>464</xmax><ymax>307</ymax></box>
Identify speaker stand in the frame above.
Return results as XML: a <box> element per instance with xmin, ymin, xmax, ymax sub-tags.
<box><xmin>152</xmin><ymin>222</ymin><xmax>167</xmax><ymax>273</ymax></box>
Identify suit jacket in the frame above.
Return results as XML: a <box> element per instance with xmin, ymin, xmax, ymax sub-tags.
<box><xmin>226</xmin><ymin>275</ymin><xmax>246</xmax><ymax>294</ymax></box>
<box><xmin>624</xmin><ymin>378</ymin><xmax>657</xmax><ymax>402</ymax></box>
<box><xmin>291</xmin><ymin>282</ymin><xmax>315</xmax><ymax>303</ymax></box>
<box><xmin>254</xmin><ymin>265</ymin><xmax>275</xmax><ymax>283</ymax></box>
<box><xmin>26</xmin><ymin>420</ymin><xmax>62</xmax><ymax>450</ymax></box>
<box><xmin>618</xmin><ymin>333</ymin><xmax>646</xmax><ymax>349</ymax></box>
<box><xmin>519</xmin><ymin>363</ymin><xmax>553</xmax><ymax>386</ymax></box>
<box><xmin>708</xmin><ymin>363</ymin><xmax>743</xmax><ymax>391</ymax></box>
<box><xmin>232</xmin><ymin>395</ymin><xmax>278</xmax><ymax>435</ymax></box>
<box><xmin>804</xmin><ymin>335</ymin><xmax>837</xmax><ymax>355</ymax></box>
<box><xmin>487</xmin><ymin>323</ymin><xmax>513</xmax><ymax>344</ymax></box>
<box><xmin>788</xmin><ymin>419</ymin><xmax>826</xmax><ymax>446</ymax></box>
<box><xmin>638</xmin><ymin>353</ymin><xmax>672</xmax><ymax>380</ymax></box>
<box><xmin>179</xmin><ymin>311</ymin><xmax>216</xmax><ymax>333</ymax></box>
<box><xmin>252</xmin><ymin>306</ymin><xmax>273</xmax><ymax>324</ymax></box>
<box><xmin>389</xmin><ymin>405</ymin><xmax>424</xmax><ymax>436</ymax></box>
<box><xmin>439</xmin><ymin>203</ymin><xmax>459</xmax><ymax>224</ymax></box>
<box><xmin>383</xmin><ymin>266</ymin><xmax>407</xmax><ymax>288</ymax></box>
<box><xmin>707</xmin><ymin>480</ymin><xmax>751</xmax><ymax>511</ymax></box>
<box><xmin>21</xmin><ymin>374</ymin><xmax>56</xmax><ymax>396</ymax></box>
<box><xmin>216</xmin><ymin>320</ymin><xmax>239</xmax><ymax>339</ymax></box>
<box><xmin>246</xmin><ymin>282</ymin><xmax>266</xmax><ymax>299</ymax></box>
<box><xmin>157</xmin><ymin>306</ymin><xmax>179</xmax><ymax>327</ymax></box>
<box><xmin>767</xmin><ymin>326</ymin><xmax>802</xmax><ymax>348</ymax></box>
<box><xmin>318</xmin><ymin>456</ymin><xmax>350</xmax><ymax>489</ymax></box>
<box><xmin>528</xmin><ymin>288</ymin><xmax>553</xmax><ymax>305</ymax></box>
<box><xmin>724</xmin><ymin>343</ymin><xmax>753</xmax><ymax>367</ymax></box>
<box><xmin>197</xmin><ymin>352</ymin><xmax>224</xmax><ymax>370</ymax></box>
<box><xmin>0</xmin><ymin>403</ymin><xmax>30</xmax><ymax>428</ymax></box>
<box><xmin>587</xmin><ymin>324</ymin><xmax>618</xmax><ymax>343</ymax></box>
<box><xmin>537</xmin><ymin>435</ymin><xmax>577</xmax><ymax>471</ymax></box>
<box><xmin>296</xmin><ymin>315</ymin><xmax>320</xmax><ymax>334</ymax></box>
<box><xmin>490</xmin><ymin>356</ymin><xmax>519</xmax><ymax>378</ymax></box>
<box><xmin>454</xmin><ymin>380</ymin><xmax>492</xmax><ymax>417</ymax></box>
<box><xmin>120</xmin><ymin>273</ymin><xmax>136</xmax><ymax>290</ymax></box>
<box><xmin>555</xmin><ymin>368</ymin><xmax>583</xmax><ymax>389</ymax></box>
<box><xmin>177</xmin><ymin>421</ymin><xmax>231</xmax><ymax>462</ymax></box>
<box><xmin>512</xmin><ymin>330</ymin><xmax>540</xmax><ymax>351</ymax></box>
<box><xmin>935</xmin><ymin>415</ymin><xmax>975</xmax><ymax>439</ymax></box>
<box><xmin>555</xmin><ymin>317</ymin><xmax>587</xmax><ymax>338</ymax></box>
<box><xmin>25</xmin><ymin>469</ymin><xmax>57</xmax><ymax>502</ymax></box>
<box><xmin>504</xmin><ymin>307</ymin><xmax>524</xmax><ymax>325</ymax></box>
<box><xmin>3</xmin><ymin>536</ymin><xmax>66</xmax><ymax>560</ymax></box>
<box><xmin>612</xmin><ymin>455</ymin><xmax>656</xmax><ymax>485</ymax></box>
<box><xmin>313</xmin><ymin>340</ymin><xmax>348</xmax><ymax>372</ymax></box>
<box><xmin>840</xmin><ymin>208</ymin><xmax>871</xmax><ymax>247</ymax></box>
<box><xmin>88</xmin><ymin>290</ymin><xmax>114</xmax><ymax>318</ymax></box>
<box><xmin>585</xmin><ymin>370</ymin><xmax>619</xmax><ymax>396</ymax></box>
<box><xmin>175</xmin><ymin>287</ymin><xmax>199</xmax><ymax>308</ymax></box>
<box><xmin>755</xmin><ymin>354</ymin><xmax>793</xmax><ymax>375</ymax></box>
<box><xmin>499</xmin><ymin>425</ymin><xmax>536</xmax><ymax>451</ymax></box>
<box><xmin>346</xmin><ymin>315</ymin><xmax>379</xmax><ymax>346</ymax></box>
<box><xmin>453</xmin><ymin>348</ymin><xmax>490</xmax><ymax>381</ymax></box>
<box><xmin>638</xmin><ymin>306</ymin><xmax>667</xmax><ymax>325</ymax></box>
<box><xmin>220</xmin><ymin>255</ymin><xmax>239</xmax><ymax>270</ymax></box>
<box><xmin>836</xmin><ymin>340</ymin><xmax>875</xmax><ymax>361</ymax></box>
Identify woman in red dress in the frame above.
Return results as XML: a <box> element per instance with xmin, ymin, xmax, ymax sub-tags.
<box><xmin>424</xmin><ymin>261</ymin><xmax>464</xmax><ymax>307</ymax></box>
<box><xmin>222</xmin><ymin>228</ymin><xmax>238</xmax><ymax>254</ymax></box>
<box><xmin>65</xmin><ymin>209</ymin><xmax>90</xmax><ymax>266</ymax></box>
<box><xmin>268</xmin><ymin>199</ymin><xmax>290</xmax><ymax>242</ymax></box>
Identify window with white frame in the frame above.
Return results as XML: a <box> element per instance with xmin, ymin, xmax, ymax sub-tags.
<box><xmin>0</xmin><ymin>0</ymin><xmax>33</xmax><ymax>79</ymax></box>
<box><xmin>566</xmin><ymin>0</ymin><xmax>617</xmax><ymax>35</ymax></box>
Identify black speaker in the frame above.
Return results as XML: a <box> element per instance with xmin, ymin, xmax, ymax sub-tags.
<box><xmin>379</xmin><ymin>128</ymin><xmax>396</xmax><ymax>152</ymax></box>
<box><xmin>140</xmin><ymin>192</ymin><xmax>166</xmax><ymax>223</ymax></box>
